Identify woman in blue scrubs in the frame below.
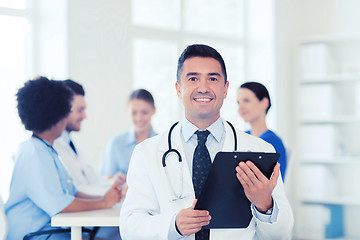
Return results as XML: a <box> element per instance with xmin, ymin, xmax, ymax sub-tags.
<box><xmin>237</xmin><ymin>82</ymin><xmax>287</xmax><ymax>180</ymax></box>
<box><xmin>100</xmin><ymin>89</ymin><xmax>157</xmax><ymax>178</ymax></box>
<box><xmin>5</xmin><ymin>77</ymin><xmax>123</xmax><ymax>240</ymax></box>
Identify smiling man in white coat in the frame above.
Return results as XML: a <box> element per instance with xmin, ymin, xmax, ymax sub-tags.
<box><xmin>120</xmin><ymin>44</ymin><xmax>294</xmax><ymax>240</ymax></box>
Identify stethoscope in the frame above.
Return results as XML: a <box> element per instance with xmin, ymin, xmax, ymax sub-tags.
<box><xmin>162</xmin><ymin>121</ymin><xmax>238</xmax><ymax>201</ymax></box>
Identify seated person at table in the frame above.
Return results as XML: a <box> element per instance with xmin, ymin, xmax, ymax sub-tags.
<box><xmin>5</xmin><ymin>77</ymin><xmax>124</xmax><ymax>240</ymax></box>
<box><xmin>54</xmin><ymin>79</ymin><xmax>123</xmax><ymax>196</ymax></box>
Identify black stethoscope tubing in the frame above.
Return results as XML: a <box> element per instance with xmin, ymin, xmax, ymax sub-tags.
<box><xmin>162</xmin><ymin>120</ymin><xmax>237</xmax><ymax>167</ymax></box>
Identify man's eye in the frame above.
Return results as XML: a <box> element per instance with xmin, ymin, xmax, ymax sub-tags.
<box><xmin>189</xmin><ymin>77</ymin><xmax>197</xmax><ymax>81</ymax></box>
<box><xmin>209</xmin><ymin>77</ymin><xmax>217</xmax><ymax>81</ymax></box>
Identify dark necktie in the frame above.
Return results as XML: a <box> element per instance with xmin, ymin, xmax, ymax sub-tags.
<box><xmin>193</xmin><ymin>130</ymin><xmax>211</xmax><ymax>240</ymax></box>
<box><xmin>69</xmin><ymin>140</ymin><xmax>77</xmax><ymax>155</ymax></box>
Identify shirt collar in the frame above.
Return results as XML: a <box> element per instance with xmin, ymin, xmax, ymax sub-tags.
<box><xmin>150</xmin><ymin>127</ymin><xmax>157</xmax><ymax>137</ymax></box>
<box><xmin>126</xmin><ymin>127</ymin><xmax>137</xmax><ymax>145</ymax></box>
<box><xmin>181</xmin><ymin>117</ymin><xmax>224</xmax><ymax>143</ymax></box>
<box><xmin>61</xmin><ymin>130</ymin><xmax>72</xmax><ymax>143</ymax></box>
<box><xmin>125</xmin><ymin>126</ymin><xmax>157</xmax><ymax>145</ymax></box>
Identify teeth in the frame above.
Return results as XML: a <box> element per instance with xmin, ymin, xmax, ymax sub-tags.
<box><xmin>195</xmin><ymin>98</ymin><xmax>211</xmax><ymax>102</ymax></box>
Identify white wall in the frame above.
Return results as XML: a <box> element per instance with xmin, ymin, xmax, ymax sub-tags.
<box><xmin>35</xmin><ymin>0</ymin><xmax>68</xmax><ymax>78</ymax></box>
<box><xmin>275</xmin><ymin>0</ymin><xmax>360</xmax><ymax>149</ymax></box>
<box><xmin>273</xmin><ymin>0</ymin><xmax>304</xmax><ymax>227</ymax></box>
<box><xmin>67</xmin><ymin>0</ymin><xmax>134</xmax><ymax>168</ymax></box>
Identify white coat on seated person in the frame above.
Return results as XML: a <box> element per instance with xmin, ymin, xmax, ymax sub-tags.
<box><xmin>119</xmin><ymin>118</ymin><xmax>294</xmax><ymax>240</ymax></box>
<box><xmin>54</xmin><ymin>131</ymin><xmax>110</xmax><ymax>196</ymax></box>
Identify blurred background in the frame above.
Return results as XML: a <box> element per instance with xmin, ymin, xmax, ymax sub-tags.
<box><xmin>1</xmin><ymin>0</ymin><xmax>360</xmax><ymax>239</ymax></box>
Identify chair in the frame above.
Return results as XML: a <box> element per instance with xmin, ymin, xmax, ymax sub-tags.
<box><xmin>1</xmin><ymin>198</ymin><xmax>98</xmax><ymax>240</ymax></box>
<box><xmin>23</xmin><ymin>227</ymin><xmax>98</xmax><ymax>240</ymax></box>
<box><xmin>0</xmin><ymin>202</ymin><xmax>99</xmax><ymax>240</ymax></box>
<box><xmin>0</xmin><ymin>196</ymin><xmax>8</xmax><ymax>240</ymax></box>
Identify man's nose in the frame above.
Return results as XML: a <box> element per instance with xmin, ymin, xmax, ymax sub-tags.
<box><xmin>198</xmin><ymin>79</ymin><xmax>209</xmax><ymax>92</ymax></box>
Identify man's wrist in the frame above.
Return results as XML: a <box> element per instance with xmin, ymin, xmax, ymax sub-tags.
<box><xmin>264</xmin><ymin>207</ymin><xmax>273</xmax><ymax>215</ymax></box>
<box><xmin>255</xmin><ymin>198</ymin><xmax>273</xmax><ymax>214</ymax></box>
<box><xmin>256</xmin><ymin>206</ymin><xmax>271</xmax><ymax>214</ymax></box>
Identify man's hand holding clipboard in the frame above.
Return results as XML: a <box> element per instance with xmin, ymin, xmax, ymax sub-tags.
<box><xmin>194</xmin><ymin>152</ymin><xmax>280</xmax><ymax>229</ymax></box>
<box><xmin>236</xmin><ymin>160</ymin><xmax>280</xmax><ymax>214</ymax></box>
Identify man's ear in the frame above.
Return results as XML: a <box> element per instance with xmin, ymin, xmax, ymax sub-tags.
<box><xmin>223</xmin><ymin>81</ymin><xmax>230</xmax><ymax>99</ymax></box>
<box><xmin>175</xmin><ymin>81</ymin><xmax>182</xmax><ymax>99</ymax></box>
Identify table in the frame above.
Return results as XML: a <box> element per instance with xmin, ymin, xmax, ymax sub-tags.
<box><xmin>51</xmin><ymin>206</ymin><xmax>121</xmax><ymax>240</ymax></box>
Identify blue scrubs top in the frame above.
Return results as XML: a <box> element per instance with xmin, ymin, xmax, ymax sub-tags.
<box><xmin>100</xmin><ymin>127</ymin><xmax>157</xmax><ymax>176</ymax></box>
<box><xmin>246</xmin><ymin>130</ymin><xmax>287</xmax><ymax>180</ymax></box>
<box><xmin>5</xmin><ymin>137</ymin><xmax>76</xmax><ymax>240</ymax></box>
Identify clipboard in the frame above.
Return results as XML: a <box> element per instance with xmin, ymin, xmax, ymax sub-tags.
<box><xmin>194</xmin><ymin>151</ymin><xmax>280</xmax><ymax>229</ymax></box>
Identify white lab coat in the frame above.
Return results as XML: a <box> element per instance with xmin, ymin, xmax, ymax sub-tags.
<box><xmin>53</xmin><ymin>133</ymin><xmax>110</xmax><ymax>196</ymax></box>
<box><xmin>120</xmin><ymin>119</ymin><xmax>294</xmax><ymax>240</ymax></box>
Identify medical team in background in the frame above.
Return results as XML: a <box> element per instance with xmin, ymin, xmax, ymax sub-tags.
<box><xmin>5</xmin><ymin>77</ymin><xmax>123</xmax><ymax>240</ymax></box>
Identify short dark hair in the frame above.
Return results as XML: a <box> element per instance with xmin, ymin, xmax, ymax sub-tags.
<box><xmin>177</xmin><ymin>44</ymin><xmax>227</xmax><ymax>84</ymax></box>
<box><xmin>16</xmin><ymin>76</ymin><xmax>73</xmax><ymax>133</ymax></box>
<box><xmin>240</xmin><ymin>81</ymin><xmax>272</xmax><ymax>114</ymax></box>
<box><xmin>129</xmin><ymin>89</ymin><xmax>155</xmax><ymax>107</ymax></box>
<box><xmin>63</xmin><ymin>79</ymin><xmax>85</xmax><ymax>96</ymax></box>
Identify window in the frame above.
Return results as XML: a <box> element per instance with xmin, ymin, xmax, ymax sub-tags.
<box><xmin>0</xmin><ymin>0</ymin><xmax>27</xmax><ymax>9</ymax></box>
<box><xmin>0</xmin><ymin>3</ymin><xmax>31</xmax><ymax>201</ymax></box>
<box><xmin>133</xmin><ymin>39</ymin><xmax>180</xmax><ymax>129</ymax></box>
<box><xmin>131</xmin><ymin>0</ymin><xmax>255</xmax><ymax>131</ymax></box>
<box><xmin>0</xmin><ymin>0</ymin><xmax>67</xmax><ymax>201</ymax></box>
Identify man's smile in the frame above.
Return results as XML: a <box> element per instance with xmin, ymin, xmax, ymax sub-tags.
<box><xmin>194</xmin><ymin>97</ymin><xmax>213</xmax><ymax>102</ymax></box>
